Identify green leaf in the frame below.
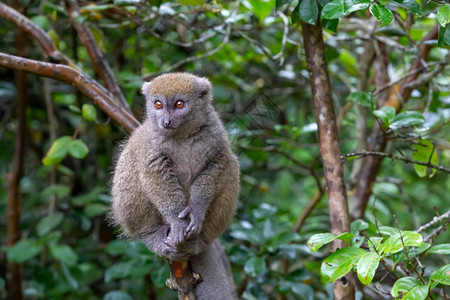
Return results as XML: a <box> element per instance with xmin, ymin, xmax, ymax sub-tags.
<box><xmin>104</xmin><ymin>291</ymin><xmax>133</xmax><ymax>300</ymax></box>
<box><xmin>307</xmin><ymin>232</ymin><xmax>354</xmax><ymax>252</ymax></box>
<box><xmin>105</xmin><ymin>240</ymin><xmax>129</xmax><ymax>256</ymax></box>
<box><xmin>42</xmin><ymin>136</ymin><xmax>72</xmax><ymax>166</ymax></box>
<box><xmin>322</xmin><ymin>18</ymin><xmax>339</xmax><ymax>32</ymax></box>
<box><xmin>377</xmin><ymin>231</ymin><xmax>423</xmax><ymax>254</ymax></box>
<box><xmin>351</xmin><ymin>219</ymin><xmax>369</xmax><ymax>232</ymax></box>
<box><xmin>82</xmin><ymin>104</ymin><xmax>97</xmax><ymax>122</ymax></box>
<box><xmin>347</xmin><ymin>92</ymin><xmax>374</xmax><ymax>109</ymax></box>
<box><xmin>368</xmin><ymin>237</ymin><xmax>383</xmax><ymax>252</ymax></box>
<box><xmin>321</xmin><ymin>0</ymin><xmax>345</xmax><ymax>19</ymax></box>
<box><xmin>114</xmin><ymin>0</ymin><xmax>141</xmax><ymax>6</ymax></box>
<box><xmin>291</xmin><ymin>282</ymin><xmax>314</xmax><ymax>299</ymax></box>
<box><xmin>391</xmin><ymin>277</ymin><xmax>420</xmax><ymax>297</ymax></box>
<box><xmin>389</xmin><ymin>111</ymin><xmax>424</xmax><ymax>130</ymax></box>
<box><xmin>178</xmin><ymin>0</ymin><xmax>204</xmax><ymax>5</ymax></box>
<box><xmin>428</xmin><ymin>244</ymin><xmax>450</xmax><ymax>255</ymax></box>
<box><xmin>412</xmin><ymin>139</ymin><xmax>437</xmax><ymax>178</ymax></box>
<box><xmin>69</xmin><ymin>105</ymin><xmax>81</xmax><ymax>114</ymax></box>
<box><xmin>307</xmin><ymin>233</ymin><xmax>337</xmax><ymax>252</ymax></box>
<box><xmin>392</xmin><ymin>0</ymin><xmax>422</xmax><ymax>15</ymax></box>
<box><xmin>31</xmin><ymin>15</ymin><xmax>50</xmax><ymax>30</ymax></box>
<box><xmin>392</xmin><ymin>277</ymin><xmax>429</xmax><ymax>299</ymax></box>
<box><xmin>244</xmin><ymin>256</ymin><xmax>266</xmax><ymax>277</ymax></box>
<box><xmin>430</xmin><ymin>264</ymin><xmax>450</xmax><ymax>285</ymax></box>
<box><xmin>379</xmin><ymin>226</ymin><xmax>398</xmax><ymax>236</ymax></box>
<box><xmin>276</xmin><ymin>0</ymin><xmax>293</xmax><ymax>9</ymax></box>
<box><xmin>404</xmin><ymin>285</ymin><xmax>430</xmax><ymax>300</ymax></box>
<box><xmin>321</xmin><ymin>247</ymin><xmax>366</xmax><ymax>282</ymax></box>
<box><xmin>437</xmin><ymin>4</ymin><xmax>450</xmax><ymax>27</ymax></box>
<box><xmin>41</xmin><ymin>184</ymin><xmax>71</xmax><ymax>199</ymax></box>
<box><xmin>49</xmin><ymin>244</ymin><xmax>78</xmax><ymax>266</ymax></box>
<box><xmin>105</xmin><ymin>261</ymin><xmax>134</xmax><ymax>282</ymax></box>
<box><xmin>336</xmin><ymin>232</ymin><xmax>354</xmax><ymax>244</ymax></box>
<box><xmin>344</xmin><ymin>0</ymin><xmax>370</xmax><ymax>14</ymax></box>
<box><xmin>248</xmin><ymin>0</ymin><xmax>275</xmax><ymax>22</ymax></box>
<box><xmin>356</xmin><ymin>252</ymin><xmax>381</xmax><ymax>285</ymax></box>
<box><xmin>300</xmin><ymin>0</ymin><xmax>319</xmax><ymax>25</ymax></box>
<box><xmin>373</xmin><ymin>106</ymin><xmax>396</xmax><ymax>126</ymax></box>
<box><xmin>291</xmin><ymin>2</ymin><xmax>301</xmax><ymax>23</ymax></box>
<box><xmin>84</xmin><ymin>203</ymin><xmax>106</xmax><ymax>217</ymax></box>
<box><xmin>438</xmin><ymin>24</ymin><xmax>450</xmax><ymax>47</ymax></box>
<box><xmin>36</xmin><ymin>212</ymin><xmax>64</xmax><ymax>236</ymax></box>
<box><xmin>0</xmin><ymin>81</ymin><xmax>16</xmax><ymax>97</ymax></box>
<box><xmin>370</xmin><ymin>4</ymin><xmax>393</xmax><ymax>26</ymax></box>
<box><xmin>7</xmin><ymin>239</ymin><xmax>43</xmax><ymax>263</ymax></box>
<box><xmin>68</xmin><ymin>140</ymin><xmax>89</xmax><ymax>159</ymax></box>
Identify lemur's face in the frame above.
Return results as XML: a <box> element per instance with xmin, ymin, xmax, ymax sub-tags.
<box><xmin>142</xmin><ymin>73</ymin><xmax>212</xmax><ymax>134</ymax></box>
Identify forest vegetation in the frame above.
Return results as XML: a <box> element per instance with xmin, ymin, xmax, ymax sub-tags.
<box><xmin>0</xmin><ymin>0</ymin><xmax>449</xmax><ymax>299</ymax></box>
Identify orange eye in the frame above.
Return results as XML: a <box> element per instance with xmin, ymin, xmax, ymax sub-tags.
<box><xmin>155</xmin><ymin>101</ymin><xmax>163</xmax><ymax>109</ymax></box>
<box><xmin>175</xmin><ymin>100</ymin><xmax>185</xmax><ymax>109</ymax></box>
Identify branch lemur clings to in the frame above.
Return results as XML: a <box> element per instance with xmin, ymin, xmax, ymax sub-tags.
<box><xmin>111</xmin><ymin>73</ymin><xmax>240</xmax><ymax>262</ymax></box>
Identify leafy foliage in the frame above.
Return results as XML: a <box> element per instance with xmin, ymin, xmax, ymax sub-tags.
<box><xmin>0</xmin><ymin>0</ymin><xmax>448</xmax><ymax>299</ymax></box>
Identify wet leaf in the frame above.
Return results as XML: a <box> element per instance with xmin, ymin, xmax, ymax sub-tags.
<box><xmin>356</xmin><ymin>252</ymin><xmax>381</xmax><ymax>285</ymax></box>
<box><xmin>370</xmin><ymin>4</ymin><xmax>393</xmax><ymax>26</ymax></box>
<box><xmin>244</xmin><ymin>256</ymin><xmax>266</xmax><ymax>277</ymax></box>
<box><xmin>42</xmin><ymin>136</ymin><xmax>72</xmax><ymax>166</ymax></box>
<box><xmin>82</xmin><ymin>104</ymin><xmax>97</xmax><ymax>122</ymax></box>
<box><xmin>68</xmin><ymin>139</ymin><xmax>89</xmax><ymax>159</ymax></box>
<box><xmin>412</xmin><ymin>139</ymin><xmax>437</xmax><ymax>178</ymax></box>
<box><xmin>321</xmin><ymin>247</ymin><xmax>366</xmax><ymax>282</ymax></box>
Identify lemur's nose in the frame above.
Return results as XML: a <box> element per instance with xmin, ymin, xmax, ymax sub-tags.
<box><xmin>163</xmin><ymin>119</ymin><xmax>172</xmax><ymax>128</ymax></box>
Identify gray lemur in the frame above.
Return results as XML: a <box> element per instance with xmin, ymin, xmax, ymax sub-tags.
<box><xmin>111</xmin><ymin>73</ymin><xmax>240</xmax><ymax>262</ymax></box>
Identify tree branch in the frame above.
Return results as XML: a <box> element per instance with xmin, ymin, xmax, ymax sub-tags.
<box><xmin>63</xmin><ymin>0</ymin><xmax>130</xmax><ymax>111</ymax></box>
<box><xmin>0</xmin><ymin>52</ymin><xmax>140</xmax><ymax>133</ymax></box>
<box><xmin>342</xmin><ymin>151</ymin><xmax>450</xmax><ymax>174</ymax></box>
<box><xmin>166</xmin><ymin>260</ymin><xmax>201</xmax><ymax>299</ymax></box>
<box><xmin>0</xmin><ymin>2</ymin><xmax>68</xmax><ymax>64</ymax></box>
<box><xmin>416</xmin><ymin>209</ymin><xmax>450</xmax><ymax>233</ymax></box>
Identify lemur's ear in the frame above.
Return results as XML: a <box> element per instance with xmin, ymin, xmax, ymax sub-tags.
<box><xmin>141</xmin><ymin>81</ymin><xmax>153</xmax><ymax>97</ymax></box>
<box><xmin>196</xmin><ymin>77</ymin><xmax>212</xmax><ymax>99</ymax></box>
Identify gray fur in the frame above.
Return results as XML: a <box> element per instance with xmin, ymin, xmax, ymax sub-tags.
<box><xmin>111</xmin><ymin>73</ymin><xmax>240</xmax><ymax>262</ymax></box>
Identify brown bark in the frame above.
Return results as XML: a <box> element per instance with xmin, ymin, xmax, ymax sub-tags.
<box><xmin>63</xmin><ymin>0</ymin><xmax>130</xmax><ymax>111</ymax></box>
<box><xmin>352</xmin><ymin>27</ymin><xmax>439</xmax><ymax>219</ymax></box>
<box><xmin>6</xmin><ymin>5</ymin><xmax>26</xmax><ymax>297</ymax></box>
<box><xmin>0</xmin><ymin>52</ymin><xmax>140</xmax><ymax>133</ymax></box>
<box><xmin>0</xmin><ymin>2</ymin><xmax>67</xmax><ymax>63</ymax></box>
<box><xmin>301</xmin><ymin>20</ymin><xmax>354</xmax><ymax>300</ymax></box>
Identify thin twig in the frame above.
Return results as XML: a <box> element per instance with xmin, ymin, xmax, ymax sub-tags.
<box><xmin>393</xmin><ymin>216</ymin><xmax>426</xmax><ymax>286</ymax></box>
<box><xmin>272</xmin><ymin>11</ymin><xmax>289</xmax><ymax>66</ymax></box>
<box><xmin>416</xmin><ymin>209</ymin><xmax>450</xmax><ymax>233</ymax></box>
<box><xmin>341</xmin><ymin>151</ymin><xmax>450</xmax><ymax>174</ymax></box>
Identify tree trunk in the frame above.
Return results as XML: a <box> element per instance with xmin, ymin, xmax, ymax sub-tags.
<box><xmin>301</xmin><ymin>20</ymin><xmax>355</xmax><ymax>300</ymax></box>
<box><xmin>6</xmin><ymin>2</ymin><xmax>27</xmax><ymax>296</ymax></box>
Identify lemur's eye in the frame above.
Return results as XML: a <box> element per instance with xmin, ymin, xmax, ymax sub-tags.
<box><xmin>155</xmin><ymin>101</ymin><xmax>163</xmax><ymax>109</ymax></box>
<box><xmin>175</xmin><ymin>100</ymin><xmax>185</xmax><ymax>109</ymax></box>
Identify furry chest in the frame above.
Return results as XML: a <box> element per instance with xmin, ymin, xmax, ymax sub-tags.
<box><xmin>170</xmin><ymin>146</ymin><xmax>203</xmax><ymax>186</ymax></box>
